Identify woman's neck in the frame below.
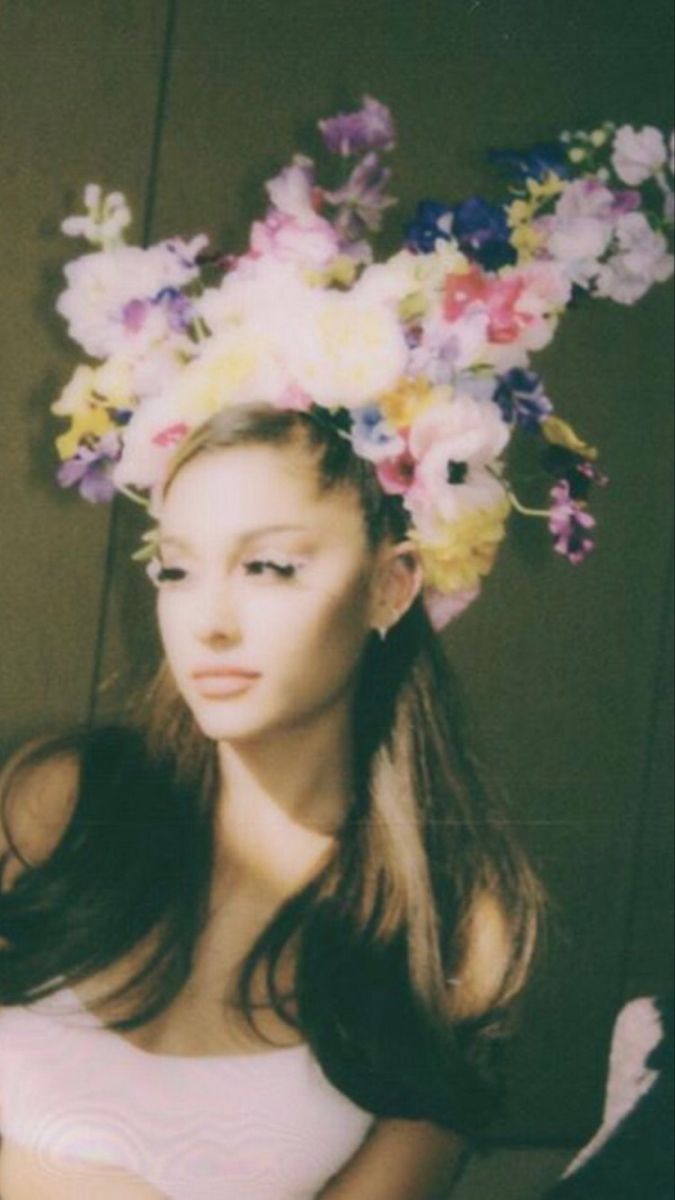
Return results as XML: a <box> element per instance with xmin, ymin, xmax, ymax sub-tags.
<box><xmin>213</xmin><ymin>706</ymin><xmax>353</xmax><ymax>900</ymax></box>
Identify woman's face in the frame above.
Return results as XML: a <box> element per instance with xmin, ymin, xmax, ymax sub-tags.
<box><xmin>155</xmin><ymin>442</ymin><xmax>381</xmax><ymax>744</ymax></box>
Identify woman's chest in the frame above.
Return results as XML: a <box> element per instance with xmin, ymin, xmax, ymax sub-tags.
<box><xmin>0</xmin><ymin>995</ymin><xmax>374</xmax><ymax>1200</ymax></box>
<box><xmin>79</xmin><ymin>886</ymin><xmax>299</xmax><ymax>1056</ymax></box>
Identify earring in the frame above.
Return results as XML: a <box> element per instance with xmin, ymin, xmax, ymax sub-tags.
<box><xmin>375</xmin><ymin>624</ymin><xmax>388</xmax><ymax>642</ymax></box>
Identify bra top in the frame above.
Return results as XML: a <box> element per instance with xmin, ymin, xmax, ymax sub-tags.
<box><xmin>0</xmin><ymin>987</ymin><xmax>375</xmax><ymax>1199</ymax></box>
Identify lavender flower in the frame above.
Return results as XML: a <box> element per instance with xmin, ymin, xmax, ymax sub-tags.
<box><xmin>57</xmin><ymin>433</ymin><xmax>121</xmax><ymax>502</ymax></box>
<box><xmin>324</xmin><ymin>153</ymin><xmax>397</xmax><ymax>245</ymax></box>
<box><xmin>319</xmin><ymin>96</ymin><xmax>395</xmax><ymax>157</ymax></box>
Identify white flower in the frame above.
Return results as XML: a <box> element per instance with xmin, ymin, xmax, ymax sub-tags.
<box><xmin>265</xmin><ymin>155</ymin><xmax>317</xmax><ymax>220</ymax></box>
<box><xmin>355</xmin><ymin>250</ymin><xmax>422</xmax><ymax>307</ymax></box>
<box><xmin>408</xmin><ymin>462</ymin><xmax>507</xmax><ymax>536</ymax></box>
<box><xmin>612</xmin><ymin>125</ymin><xmax>668</xmax><ymax>185</ymax></box>
<box><xmin>286</xmin><ymin>289</ymin><xmax>408</xmax><ymax>408</ymax></box>
<box><xmin>57</xmin><ymin>238</ymin><xmax>206</xmax><ymax>359</ymax></box>
<box><xmin>555</xmin><ymin>178</ymin><xmax>617</xmax><ymax>223</ymax></box>
<box><xmin>199</xmin><ymin>259</ymin><xmax>310</xmax><ymax>334</ymax></box>
<box><xmin>248</xmin><ymin>211</ymin><xmax>340</xmax><ymax>270</ymax></box>
<box><xmin>114</xmin><ymin>391</ymin><xmax>195</xmax><ymax>490</ymax></box>
<box><xmin>61</xmin><ymin>185</ymin><xmax>132</xmax><ymax>249</ymax></box>
<box><xmin>409</xmin><ymin>309</ymin><xmax>489</xmax><ymax>381</ymax></box>
<box><xmin>410</xmin><ymin>391</ymin><xmax>510</xmax><ymax>468</ymax></box>
<box><xmin>509</xmin><ymin>261</ymin><xmax>572</xmax><ymax>352</ymax></box>
<box><xmin>168</xmin><ymin>327</ymin><xmax>291</xmax><ymax>415</ymax></box>
<box><xmin>404</xmin><ymin>390</ymin><xmax>509</xmax><ymax>529</ymax></box>
<box><xmin>594</xmin><ymin>212</ymin><xmax>674</xmax><ymax>304</ymax></box>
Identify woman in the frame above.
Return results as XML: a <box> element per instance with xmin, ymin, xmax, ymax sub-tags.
<box><xmin>4</xmin><ymin>94</ymin><xmax>664</xmax><ymax>1198</ymax></box>
<box><xmin>0</xmin><ymin>403</ymin><xmax>539</xmax><ymax>1198</ymax></box>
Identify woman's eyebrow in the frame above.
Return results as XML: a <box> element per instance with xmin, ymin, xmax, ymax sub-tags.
<box><xmin>157</xmin><ymin>524</ymin><xmax>310</xmax><ymax>552</ymax></box>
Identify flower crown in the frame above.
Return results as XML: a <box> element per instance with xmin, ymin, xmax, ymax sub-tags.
<box><xmin>52</xmin><ymin>98</ymin><xmax>674</xmax><ymax>627</ymax></box>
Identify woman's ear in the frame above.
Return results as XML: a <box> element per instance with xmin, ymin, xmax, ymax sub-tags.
<box><xmin>369</xmin><ymin>539</ymin><xmax>424</xmax><ymax>635</ymax></box>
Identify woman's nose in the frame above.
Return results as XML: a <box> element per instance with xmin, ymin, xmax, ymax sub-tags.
<box><xmin>195</xmin><ymin>583</ymin><xmax>242</xmax><ymax>644</ymax></box>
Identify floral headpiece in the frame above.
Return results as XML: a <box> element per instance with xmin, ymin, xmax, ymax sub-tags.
<box><xmin>52</xmin><ymin>98</ymin><xmax>674</xmax><ymax>627</ymax></box>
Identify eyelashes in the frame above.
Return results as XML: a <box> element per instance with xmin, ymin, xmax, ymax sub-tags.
<box><xmin>153</xmin><ymin>559</ymin><xmax>303</xmax><ymax>586</ymax></box>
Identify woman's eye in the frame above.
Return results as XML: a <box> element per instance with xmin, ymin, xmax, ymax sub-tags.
<box><xmin>155</xmin><ymin>565</ymin><xmax>188</xmax><ymax>584</ymax></box>
<box><xmin>243</xmin><ymin>559</ymin><xmax>299</xmax><ymax>580</ymax></box>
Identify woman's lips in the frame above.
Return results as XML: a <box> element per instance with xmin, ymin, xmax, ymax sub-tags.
<box><xmin>191</xmin><ymin>667</ymin><xmax>260</xmax><ymax>698</ymax></box>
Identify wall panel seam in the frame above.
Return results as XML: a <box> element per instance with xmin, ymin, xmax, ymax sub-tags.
<box><xmin>87</xmin><ymin>0</ymin><xmax>178</xmax><ymax>725</ymax></box>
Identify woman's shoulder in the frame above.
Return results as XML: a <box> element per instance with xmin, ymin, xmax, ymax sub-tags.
<box><xmin>0</xmin><ymin>724</ymin><xmax>147</xmax><ymax>890</ymax></box>
<box><xmin>0</xmin><ymin>731</ymin><xmax>83</xmax><ymax>888</ymax></box>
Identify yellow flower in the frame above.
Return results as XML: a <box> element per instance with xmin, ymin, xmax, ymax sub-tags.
<box><xmin>55</xmin><ymin>404</ymin><xmax>117</xmax><ymax>461</ymax></box>
<box><xmin>52</xmin><ymin>359</ymin><xmax>134</xmax><ymax>416</ymax></box>
<box><xmin>507</xmin><ymin>198</ymin><xmax>537</xmax><ymax>228</ymax></box>
<box><xmin>305</xmin><ymin>255</ymin><xmax>358</xmax><ymax>288</ymax></box>
<box><xmin>526</xmin><ymin>171</ymin><xmax>565</xmax><ymax>200</ymax></box>
<box><xmin>590</xmin><ymin>129</ymin><xmax>608</xmax><ymax>148</ymax></box>
<box><xmin>569</xmin><ymin>147</ymin><xmax>587</xmax><ymax>164</ymax></box>
<box><xmin>510</xmin><ymin>223</ymin><xmax>546</xmax><ymax>259</ymax></box>
<box><xmin>541</xmin><ymin>416</ymin><xmax>598</xmax><ymax>460</ymax></box>
<box><xmin>413</xmin><ymin>499</ymin><xmax>510</xmax><ymax>593</ymax></box>
<box><xmin>399</xmin><ymin>290</ymin><xmax>428</xmax><ymax>322</ymax></box>
<box><xmin>379</xmin><ymin>377</ymin><xmax>435</xmax><ymax>429</ymax></box>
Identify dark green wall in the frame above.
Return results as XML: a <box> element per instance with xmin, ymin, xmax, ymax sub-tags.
<box><xmin>1</xmin><ymin>0</ymin><xmax>673</xmax><ymax>1142</ymax></box>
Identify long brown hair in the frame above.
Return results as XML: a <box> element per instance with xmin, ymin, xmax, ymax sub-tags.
<box><xmin>1</xmin><ymin>403</ymin><xmax>541</xmax><ymax>1132</ymax></box>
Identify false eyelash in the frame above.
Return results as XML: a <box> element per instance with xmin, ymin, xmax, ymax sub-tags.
<box><xmin>155</xmin><ymin>566</ymin><xmax>187</xmax><ymax>583</ymax></box>
<box><xmin>244</xmin><ymin>560</ymin><xmax>299</xmax><ymax>578</ymax></box>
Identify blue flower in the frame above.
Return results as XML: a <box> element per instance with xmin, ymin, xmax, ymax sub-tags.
<box><xmin>493</xmin><ymin>369</ymin><xmax>553</xmax><ymax>432</ymax></box>
<box><xmin>350</xmin><ymin>405</ymin><xmax>403</xmax><ymax>463</ymax></box>
<box><xmin>488</xmin><ymin>141</ymin><xmax>572</xmax><ymax>185</ymax></box>
<box><xmin>404</xmin><ymin>201</ymin><xmax>453</xmax><ymax>254</ymax></box>
<box><xmin>449</xmin><ymin>196</ymin><xmax>517</xmax><ymax>269</ymax></box>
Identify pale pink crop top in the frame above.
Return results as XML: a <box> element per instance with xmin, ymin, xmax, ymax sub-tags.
<box><xmin>0</xmin><ymin>987</ymin><xmax>375</xmax><ymax>1199</ymax></box>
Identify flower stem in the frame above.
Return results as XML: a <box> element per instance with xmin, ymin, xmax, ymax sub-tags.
<box><xmin>117</xmin><ymin>484</ymin><xmax>150</xmax><ymax>508</ymax></box>
<box><xmin>507</xmin><ymin>490</ymin><xmax>551</xmax><ymax>519</ymax></box>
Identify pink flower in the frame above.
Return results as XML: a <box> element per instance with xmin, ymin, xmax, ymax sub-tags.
<box><xmin>441</xmin><ymin>267</ymin><xmax>540</xmax><ymax>348</ymax></box>
<box><xmin>375</xmin><ymin>444</ymin><xmax>416</xmax><ymax>495</ymax></box>
<box><xmin>484</xmin><ymin>275</ymin><xmax>528</xmax><ymax>343</ymax></box>
<box><xmin>247</xmin><ymin>211</ymin><xmax>339</xmax><ymax>269</ymax></box>
<box><xmin>265</xmin><ymin>156</ymin><xmax>320</xmax><ymax>221</ymax></box>
<box><xmin>272</xmin><ymin>383</ymin><xmax>314</xmax><ymax>412</ymax></box>
<box><xmin>548</xmin><ymin>480</ymin><xmax>596</xmax><ymax>563</ymax></box>
<box><xmin>152</xmin><ymin>421</ymin><xmax>189</xmax><ymax>449</ymax></box>
<box><xmin>444</xmin><ymin>265</ymin><xmax>490</xmax><ymax>321</ymax></box>
<box><xmin>423</xmin><ymin>585</ymin><xmax>481</xmax><ymax>629</ymax></box>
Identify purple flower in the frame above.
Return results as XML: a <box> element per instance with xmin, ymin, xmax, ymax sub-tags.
<box><xmin>548</xmin><ymin>479</ymin><xmax>596</xmax><ymax>564</ymax></box>
<box><xmin>489</xmin><ymin>140</ymin><xmax>572</xmax><ymax>185</ymax></box>
<box><xmin>610</xmin><ymin>189</ymin><xmax>643</xmax><ymax>216</ymax></box>
<box><xmin>57</xmin><ymin>433</ymin><xmax>121</xmax><ymax>502</ymax></box>
<box><xmin>541</xmin><ymin>446</ymin><xmax>608</xmax><ymax>502</ymax></box>
<box><xmin>404</xmin><ymin>201</ymin><xmax>453</xmax><ymax>254</ymax></box>
<box><xmin>324</xmin><ymin>153</ymin><xmax>397</xmax><ymax>243</ymax></box>
<box><xmin>449</xmin><ymin>196</ymin><xmax>517</xmax><ymax>269</ymax></box>
<box><xmin>319</xmin><ymin>96</ymin><xmax>395</xmax><ymax>157</ymax></box>
<box><xmin>493</xmin><ymin>369</ymin><xmax>553</xmax><ymax>432</ymax></box>
<box><xmin>122</xmin><ymin>298</ymin><xmax>150</xmax><ymax>333</ymax></box>
<box><xmin>153</xmin><ymin>286</ymin><xmax>194</xmax><ymax>332</ymax></box>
